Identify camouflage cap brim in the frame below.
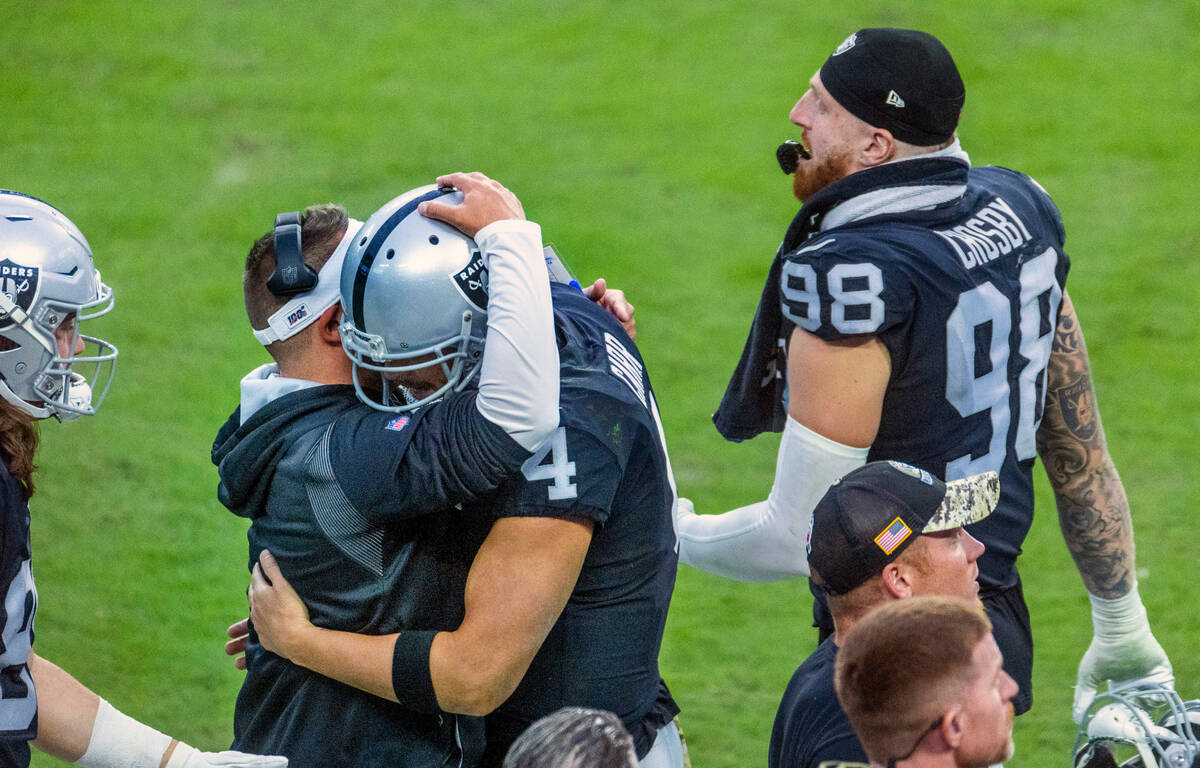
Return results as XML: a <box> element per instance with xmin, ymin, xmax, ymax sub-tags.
<box><xmin>922</xmin><ymin>471</ymin><xmax>999</xmax><ymax>533</ymax></box>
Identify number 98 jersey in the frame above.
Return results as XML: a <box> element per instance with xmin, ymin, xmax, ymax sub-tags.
<box><xmin>780</xmin><ymin>166</ymin><xmax>1069</xmax><ymax>590</ymax></box>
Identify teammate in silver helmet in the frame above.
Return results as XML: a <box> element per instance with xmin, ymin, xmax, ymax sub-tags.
<box><xmin>0</xmin><ymin>190</ymin><xmax>285</xmax><ymax>768</ymax></box>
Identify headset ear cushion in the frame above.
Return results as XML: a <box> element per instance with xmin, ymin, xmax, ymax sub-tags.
<box><xmin>267</xmin><ymin>211</ymin><xmax>318</xmax><ymax>297</ymax></box>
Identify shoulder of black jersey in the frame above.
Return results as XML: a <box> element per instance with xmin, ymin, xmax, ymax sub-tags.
<box><xmin>0</xmin><ymin>460</ymin><xmax>25</xmax><ymax>511</ymax></box>
<box><xmin>972</xmin><ymin>165</ymin><xmax>1066</xmax><ymax>245</ymax></box>
<box><xmin>783</xmin><ymin>231</ymin><xmax>876</xmax><ymax>263</ymax></box>
<box><xmin>551</xmin><ymin>282</ymin><xmax>640</xmax><ymax>352</ymax></box>
<box><xmin>779</xmin><ymin>230</ymin><xmax>916</xmax><ymax>341</ymax></box>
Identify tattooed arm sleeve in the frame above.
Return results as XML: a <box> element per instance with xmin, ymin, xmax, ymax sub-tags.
<box><xmin>1036</xmin><ymin>292</ymin><xmax>1135</xmax><ymax>599</ymax></box>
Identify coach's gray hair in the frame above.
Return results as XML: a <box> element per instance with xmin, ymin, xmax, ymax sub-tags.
<box><xmin>502</xmin><ymin>708</ymin><xmax>638</xmax><ymax>768</ymax></box>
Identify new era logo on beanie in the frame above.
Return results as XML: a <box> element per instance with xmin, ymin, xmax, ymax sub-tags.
<box><xmin>818</xmin><ymin>28</ymin><xmax>965</xmax><ymax>146</ymax></box>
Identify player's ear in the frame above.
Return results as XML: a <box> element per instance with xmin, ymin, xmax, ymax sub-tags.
<box><xmin>938</xmin><ymin>710</ymin><xmax>963</xmax><ymax>749</ymax></box>
<box><xmin>317</xmin><ymin>304</ymin><xmax>342</xmax><ymax>345</ymax></box>
<box><xmin>861</xmin><ymin>127</ymin><xmax>896</xmax><ymax>167</ymax></box>
<box><xmin>881</xmin><ymin>562</ymin><xmax>914</xmax><ymax>599</ymax></box>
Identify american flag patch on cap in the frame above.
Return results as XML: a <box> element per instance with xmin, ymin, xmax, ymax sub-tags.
<box><xmin>874</xmin><ymin>517</ymin><xmax>912</xmax><ymax>554</ymax></box>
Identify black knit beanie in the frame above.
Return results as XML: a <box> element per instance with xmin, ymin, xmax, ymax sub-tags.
<box><xmin>818</xmin><ymin>28</ymin><xmax>965</xmax><ymax>145</ymax></box>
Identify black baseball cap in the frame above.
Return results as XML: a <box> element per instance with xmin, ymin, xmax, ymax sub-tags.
<box><xmin>807</xmin><ymin>461</ymin><xmax>998</xmax><ymax>595</ymax></box>
<box><xmin>818</xmin><ymin>28</ymin><xmax>965</xmax><ymax>145</ymax></box>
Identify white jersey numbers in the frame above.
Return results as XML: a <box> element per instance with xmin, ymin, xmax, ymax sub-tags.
<box><xmin>945</xmin><ymin>247</ymin><xmax>1063</xmax><ymax>477</ymax></box>
<box><xmin>0</xmin><ymin>558</ymin><xmax>37</xmax><ymax>733</ymax></box>
<box><xmin>521</xmin><ymin>427</ymin><xmax>578</xmax><ymax>501</ymax></box>
<box><xmin>782</xmin><ymin>257</ymin><xmax>885</xmax><ymax>334</ymax></box>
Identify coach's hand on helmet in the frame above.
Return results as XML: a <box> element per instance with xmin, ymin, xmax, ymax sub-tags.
<box><xmin>418</xmin><ymin>172</ymin><xmax>526</xmax><ymax>238</ymax></box>
<box><xmin>248</xmin><ymin>550</ymin><xmax>313</xmax><ymax>662</ymax></box>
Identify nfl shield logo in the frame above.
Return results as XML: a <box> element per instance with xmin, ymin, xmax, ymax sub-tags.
<box><xmin>0</xmin><ymin>259</ymin><xmax>40</xmax><ymax>328</ymax></box>
<box><xmin>385</xmin><ymin>415</ymin><xmax>410</xmax><ymax>432</ymax></box>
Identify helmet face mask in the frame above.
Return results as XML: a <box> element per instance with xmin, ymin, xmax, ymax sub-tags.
<box><xmin>0</xmin><ymin>191</ymin><xmax>118</xmax><ymax>421</ymax></box>
<box><xmin>1075</xmin><ymin>681</ymin><xmax>1200</xmax><ymax>768</ymax></box>
<box><xmin>340</xmin><ymin>185</ymin><xmax>488</xmax><ymax>413</ymax></box>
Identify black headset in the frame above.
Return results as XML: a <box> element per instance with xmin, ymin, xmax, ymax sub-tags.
<box><xmin>266</xmin><ymin>211</ymin><xmax>318</xmax><ymax>297</ymax></box>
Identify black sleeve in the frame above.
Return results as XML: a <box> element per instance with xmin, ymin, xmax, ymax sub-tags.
<box><xmin>331</xmin><ymin>390</ymin><xmax>532</xmax><ymax>521</ymax></box>
<box><xmin>780</xmin><ymin>238</ymin><xmax>914</xmax><ymax>343</ymax></box>
<box><xmin>491</xmin><ymin>424</ymin><xmax>621</xmax><ymax>525</ymax></box>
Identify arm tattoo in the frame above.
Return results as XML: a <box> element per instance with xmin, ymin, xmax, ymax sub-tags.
<box><xmin>1036</xmin><ymin>296</ymin><xmax>1135</xmax><ymax>598</ymax></box>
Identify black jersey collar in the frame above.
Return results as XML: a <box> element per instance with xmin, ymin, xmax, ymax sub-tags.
<box><xmin>782</xmin><ymin>153</ymin><xmax>969</xmax><ymax>252</ymax></box>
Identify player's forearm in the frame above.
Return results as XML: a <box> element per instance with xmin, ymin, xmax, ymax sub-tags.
<box><xmin>287</xmin><ymin>626</ymin><xmax>400</xmax><ymax>703</ymax></box>
<box><xmin>677</xmin><ymin>499</ymin><xmax>812</xmax><ymax>581</ymax></box>
<box><xmin>28</xmin><ymin>652</ymin><xmax>100</xmax><ymax>762</ymax></box>
<box><xmin>473</xmin><ymin>219</ymin><xmax>559</xmax><ymax>452</ymax></box>
<box><xmin>428</xmin><ymin>516</ymin><xmax>592</xmax><ymax>716</ymax></box>
<box><xmin>1037</xmin><ymin>294</ymin><xmax>1135</xmax><ymax>599</ymax></box>
<box><xmin>678</xmin><ymin>416</ymin><xmax>867</xmax><ymax>581</ymax></box>
<box><xmin>428</xmin><ymin>627</ymin><xmax>532</xmax><ymax>716</ymax></box>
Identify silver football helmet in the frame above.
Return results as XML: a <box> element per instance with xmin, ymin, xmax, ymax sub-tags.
<box><xmin>339</xmin><ymin>184</ymin><xmax>487</xmax><ymax>412</ymax></box>
<box><xmin>0</xmin><ymin>191</ymin><xmax>117</xmax><ymax>421</ymax></box>
<box><xmin>1075</xmin><ymin>680</ymin><xmax>1200</xmax><ymax>768</ymax></box>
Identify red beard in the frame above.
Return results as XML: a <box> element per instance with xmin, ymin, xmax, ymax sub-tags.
<box><xmin>791</xmin><ymin>149</ymin><xmax>855</xmax><ymax>202</ymax></box>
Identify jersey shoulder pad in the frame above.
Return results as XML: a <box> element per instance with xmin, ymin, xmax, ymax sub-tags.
<box><xmin>779</xmin><ymin>234</ymin><xmax>915</xmax><ymax>340</ymax></box>
<box><xmin>972</xmin><ymin>165</ymin><xmax>1066</xmax><ymax>246</ymax></box>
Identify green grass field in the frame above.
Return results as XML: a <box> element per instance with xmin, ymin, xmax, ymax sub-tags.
<box><xmin>3</xmin><ymin>1</ymin><xmax>1197</xmax><ymax>765</ymax></box>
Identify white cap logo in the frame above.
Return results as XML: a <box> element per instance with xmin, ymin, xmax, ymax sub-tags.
<box><xmin>886</xmin><ymin>90</ymin><xmax>906</xmax><ymax>108</ymax></box>
<box><xmin>833</xmin><ymin>33</ymin><xmax>857</xmax><ymax>55</ymax></box>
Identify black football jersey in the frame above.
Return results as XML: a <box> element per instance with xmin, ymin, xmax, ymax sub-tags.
<box><xmin>0</xmin><ymin>464</ymin><xmax>36</xmax><ymax>768</ymax></box>
<box><xmin>780</xmin><ymin>166</ymin><xmax>1070</xmax><ymax>589</ymax></box>
<box><xmin>480</xmin><ymin>284</ymin><xmax>680</xmax><ymax>762</ymax></box>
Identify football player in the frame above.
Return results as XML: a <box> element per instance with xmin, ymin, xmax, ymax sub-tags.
<box><xmin>677</xmin><ymin>27</ymin><xmax>1171</xmax><ymax>719</ymax></box>
<box><xmin>213</xmin><ymin>173</ymin><xmax>561</xmax><ymax>767</ymax></box>
<box><xmin>244</xmin><ymin>177</ymin><xmax>685</xmax><ymax>766</ymax></box>
<box><xmin>0</xmin><ymin>191</ymin><xmax>285</xmax><ymax>768</ymax></box>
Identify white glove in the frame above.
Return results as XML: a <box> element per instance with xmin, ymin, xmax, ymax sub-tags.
<box><xmin>1073</xmin><ymin>583</ymin><xmax>1174</xmax><ymax>724</ymax></box>
<box><xmin>78</xmin><ymin>699</ymin><xmax>288</xmax><ymax>768</ymax></box>
<box><xmin>166</xmin><ymin>744</ymin><xmax>288</xmax><ymax>768</ymax></box>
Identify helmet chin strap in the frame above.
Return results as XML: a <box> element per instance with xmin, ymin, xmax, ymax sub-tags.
<box><xmin>0</xmin><ymin>380</ymin><xmax>50</xmax><ymax>420</ymax></box>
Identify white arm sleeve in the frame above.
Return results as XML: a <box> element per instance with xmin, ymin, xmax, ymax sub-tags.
<box><xmin>472</xmin><ymin>219</ymin><xmax>559</xmax><ymax>452</ymax></box>
<box><xmin>676</xmin><ymin>416</ymin><xmax>867</xmax><ymax>581</ymax></box>
<box><xmin>78</xmin><ymin>699</ymin><xmax>289</xmax><ymax>768</ymax></box>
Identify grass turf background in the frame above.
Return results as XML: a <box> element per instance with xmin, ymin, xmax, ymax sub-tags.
<box><xmin>2</xmin><ymin>1</ymin><xmax>1197</xmax><ymax>765</ymax></box>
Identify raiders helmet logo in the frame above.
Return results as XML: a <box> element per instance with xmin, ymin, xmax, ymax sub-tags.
<box><xmin>0</xmin><ymin>259</ymin><xmax>40</xmax><ymax>328</ymax></box>
<box><xmin>451</xmin><ymin>250</ymin><xmax>489</xmax><ymax>312</ymax></box>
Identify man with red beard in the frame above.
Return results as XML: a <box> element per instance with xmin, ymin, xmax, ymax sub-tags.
<box><xmin>676</xmin><ymin>27</ymin><xmax>1172</xmax><ymax>723</ymax></box>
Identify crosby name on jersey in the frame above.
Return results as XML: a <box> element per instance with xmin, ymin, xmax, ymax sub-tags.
<box><xmin>779</xmin><ymin>164</ymin><xmax>1068</xmax><ymax>592</ymax></box>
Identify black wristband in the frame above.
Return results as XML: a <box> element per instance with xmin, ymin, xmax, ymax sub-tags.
<box><xmin>391</xmin><ymin>630</ymin><xmax>441</xmax><ymax>713</ymax></box>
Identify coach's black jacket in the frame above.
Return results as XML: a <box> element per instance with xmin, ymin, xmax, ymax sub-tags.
<box><xmin>213</xmin><ymin>384</ymin><xmax>527</xmax><ymax>768</ymax></box>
